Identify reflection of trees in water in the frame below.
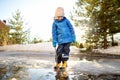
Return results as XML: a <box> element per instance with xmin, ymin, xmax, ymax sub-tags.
<box><xmin>55</xmin><ymin>71</ymin><xmax>120</xmax><ymax>80</ymax></box>
<box><xmin>55</xmin><ymin>75</ymin><xmax>69</xmax><ymax>80</ymax></box>
<box><xmin>0</xmin><ymin>62</ymin><xmax>120</xmax><ymax>80</ymax></box>
<box><xmin>0</xmin><ymin>65</ymin><xmax>6</xmax><ymax>79</ymax></box>
<box><xmin>0</xmin><ymin>63</ymin><xmax>29</xmax><ymax>80</ymax></box>
<box><xmin>72</xmin><ymin>73</ymin><xmax>120</xmax><ymax>80</ymax></box>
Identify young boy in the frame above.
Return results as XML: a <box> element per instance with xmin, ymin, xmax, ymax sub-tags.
<box><xmin>52</xmin><ymin>7</ymin><xmax>76</xmax><ymax>69</ymax></box>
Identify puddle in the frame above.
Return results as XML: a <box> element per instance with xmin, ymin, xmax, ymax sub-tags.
<box><xmin>0</xmin><ymin>59</ymin><xmax>120</xmax><ymax>80</ymax></box>
<box><xmin>1</xmin><ymin>65</ymin><xmax>120</xmax><ymax>80</ymax></box>
<box><xmin>27</xmin><ymin>68</ymin><xmax>55</xmax><ymax>80</ymax></box>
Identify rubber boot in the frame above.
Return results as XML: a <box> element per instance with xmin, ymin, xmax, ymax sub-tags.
<box><xmin>54</xmin><ymin>63</ymin><xmax>61</xmax><ymax>70</ymax></box>
<box><xmin>62</xmin><ymin>61</ymin><xmax>67</xmax><ymax>69</ymax></box>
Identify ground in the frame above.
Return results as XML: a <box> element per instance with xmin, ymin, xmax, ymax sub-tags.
<box><xmin>0</xmin><ymin>42</ymin><xmax>120</xmax><ymax>80</ymax></box>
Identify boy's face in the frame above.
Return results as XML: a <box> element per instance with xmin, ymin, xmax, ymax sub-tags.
<box><xmin>57</xmin><ymin>16</ymin><xmax>63</xmax><ymax>20</ymax></box>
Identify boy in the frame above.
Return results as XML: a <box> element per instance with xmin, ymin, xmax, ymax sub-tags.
<box><xmin>52</xmin><ymin>7</ymin><xmax>76</xmax><ymax>69</ymax></box>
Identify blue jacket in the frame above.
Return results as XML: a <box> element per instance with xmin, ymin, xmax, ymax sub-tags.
<box><xmin>52</xmin><ymin>17</ymin><xmax>76</xmax><ymax>47</ymax></box>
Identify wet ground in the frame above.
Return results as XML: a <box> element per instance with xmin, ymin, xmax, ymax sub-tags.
<box><xmin>0</xmin><ymin>51</ymin><xmax>120</xmax><ymax>80</ymax></box>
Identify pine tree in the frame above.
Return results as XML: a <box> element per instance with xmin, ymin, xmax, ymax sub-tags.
<box><xmin>8</xmin><ymin>10</ymin><xmax>27</xmax><ymax>44</ymax></box>
<box><xmin>70</xmin><ymin>0</ymin><xmax>120</xmax><ymax>49</ymax></box>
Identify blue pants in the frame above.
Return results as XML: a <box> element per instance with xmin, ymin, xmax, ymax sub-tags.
<box><xmin>56</xmin><ymin>43</ymin><xmax>71</xmax><ymax>63</ymax></box>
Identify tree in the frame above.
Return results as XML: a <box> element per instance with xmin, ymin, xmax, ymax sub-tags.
<box><xmin>105</xmin><ymin>0</ymin><xmax>120</xmax><ymax>46</ymax></box>
<box><xmin>70</xmin><ymin>0</ymin><xmax>120</xmax><ymax>49</ymax></box>
<box><xmin>0</xmin><ymin>27</ymin><xmax>9</xmax><ymax>46</ymax></box>
<box><xmin>70</xmin><ymin>0</ymin><xmax>101</xmax><ymax>48</ymax></box>
<box><xmin>97</xmin><ymin>0</ymin><xmax>120</xmax><ymax>48</ymax></box>
<box><xmin>31</xmin><ymin>38</ymin><xmax>43</xmax><ymax>43</ymax></box>
<box><xmin>0</xmin><ymin>20</ymin><xmax>10</xmax><ymax>46</ymax></box>
<box><xmin>8</xmin><ymin>10</ymin><xmax>27</xmax><ymax>44</ymax></box>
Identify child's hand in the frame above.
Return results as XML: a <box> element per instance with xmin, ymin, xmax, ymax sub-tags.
<box><xmin>53</xmin><ymin>44</ymin><xmax>56</xmax><ymax>47</ymax></box>
<box><xmin>72</xmin><ymin>35</ymin><xmax>76</xmax><ymax>43</ymax></box>
<box><xmin>53</xmin><ymin>41</ymin><xmax>57</xmax><ymax>47</ymax></box>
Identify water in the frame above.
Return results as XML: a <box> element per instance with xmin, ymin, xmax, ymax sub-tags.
<box><xmin>0</xmin><ymin>60</ymin><xmax>120</xmax><ymax>80</ymax></box>
<box><xmin>27</xmin><ymin>68</ymin><xmax>55</xmax><ymax>80</ymax></box>
<box><xmin>0</xmin><ymin>51</ymin><xmax>120</xmax><ymax>80</ymax></box>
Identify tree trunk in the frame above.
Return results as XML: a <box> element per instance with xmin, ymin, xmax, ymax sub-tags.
<box><xmin>103</xmin><ymin>33</ymin><xmax>107</xmax><ymax>49</ymax></box>
<box><xmin>2</xmin><ymin>40</ymin><xmax>7</xmax><ymax>46</ymax></box>
<box><xmin>111</xmin><ymin>34</ymin><xmax>114</xmax><ymax>46</ymax></box>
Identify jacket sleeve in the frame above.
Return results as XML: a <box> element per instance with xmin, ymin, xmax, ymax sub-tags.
<box><xmin>66</xmin><ymin>19</ymin><xmax>76</xmax><ymax>43</ymax></box>
<box><xmin>52</xmin><ymin>22</ymin><xmax>58</xmax><ymax>47</ymax></box>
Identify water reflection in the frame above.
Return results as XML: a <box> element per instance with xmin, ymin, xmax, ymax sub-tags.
<box><xmin>0</xmin><ymin>64</ymin><xmax>29</xmax><ymax>80</ymax></box>
<box><xmin>0</xmin><ymin>61</ymin><xmax>120</xmax><ymax>80</ymax></box>
<box><xmin>28</xmin><ymin>68</ymin><xmax>55</xmax><ymax>80</ymax></box>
